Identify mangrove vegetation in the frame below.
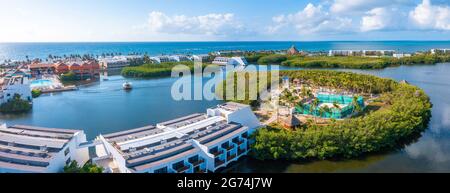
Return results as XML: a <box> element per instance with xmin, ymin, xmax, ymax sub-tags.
<box><xmin>249</xmin><ymin>70</ymin><xmax>432</xmax><ymax>160</ymax></box>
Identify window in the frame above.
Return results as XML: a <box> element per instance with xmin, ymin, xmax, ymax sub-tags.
<box><xmin>65</xmin><ymin>158</ymin><xmax>71</xmax><ymax>165</ymax></box>
<box><xmin>154</xmin><ymin>167</ymin><xmax>168</xmax><ymax>173</ymax></box>
<box><xmin>188</xmin><ymin>155</ymin><xmax>199</xmax><ymax>163</ymax></box>
<box><xmin>64</xmin><ymin>148</ymin><xmax>70</xmax><ymax>156</ymax></box>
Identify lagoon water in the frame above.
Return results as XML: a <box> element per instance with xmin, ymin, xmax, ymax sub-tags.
<box><xmin>1</xmin><ymin>41</ymin><xmax>450</xmax><ymax>172</ymax></box>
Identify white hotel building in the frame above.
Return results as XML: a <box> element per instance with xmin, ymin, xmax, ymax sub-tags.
<box><xmin>328</xmin><ymin>50</ymin><xmax>396</xmax><ymax>57</ymax></box>
<box><xmin>212</xmin><ymin>57</ymin><xmax>248</xmax><ymax>66</ymax></box>
<box><xmin>0</xmin><ymin>75</ymin><xmax>32</xmax><ymax>105</ymax></box>
<box><xmin>93</xmin><ymin>102</ymin><xmax>261</xmax><ymax>173</ymax></box>
<box><xmin>431</xmin><ymin>49</ymin><xmax>450</xmax><ymax>54</ymax></box>
<box><xmin>0</xmin><ymin>124</ymin><xmax>90</xmax><ymax>173</ymax></box>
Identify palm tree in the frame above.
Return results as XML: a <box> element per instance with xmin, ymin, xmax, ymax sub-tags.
<box><xmin>322</xmin><ymin>105</ymin><xmax>332</xmax><ymax>118</ymax></box>
<box><xmin>310</xmin><ymin>98</ymin><xmax>320</xmax><ymax>124</ymax></box>
<box><xmin>352</xmin><ymin>95</ymin><xmax>362</xmax><ymax>114</ymax></box>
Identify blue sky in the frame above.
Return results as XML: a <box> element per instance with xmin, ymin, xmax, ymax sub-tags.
<box><xmin>1</xmin><ymin>0</ymin><xmax>450</xmax><ymax>42</ymax></box>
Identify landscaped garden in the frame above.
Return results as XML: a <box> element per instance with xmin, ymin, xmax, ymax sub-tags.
<box><xmin>217</xmin><ymin>70</ymin><xmax>432</xmax><ymax>161</ymax></box>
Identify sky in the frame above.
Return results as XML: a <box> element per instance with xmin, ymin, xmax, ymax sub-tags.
<box><xmin>0</xmin><ymin>0</ymin><xmax>450</xmax><ymax>42</ymax></box>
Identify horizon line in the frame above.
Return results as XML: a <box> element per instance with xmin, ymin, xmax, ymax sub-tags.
<box><xmin>2</xmin><ymin>40</ymin><xmax>450</xmax><ymax>44</ymax></box>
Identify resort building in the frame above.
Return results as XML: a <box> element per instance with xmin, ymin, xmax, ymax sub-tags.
<box><xmin>0</xmin><ymin>75</ymin><xmax>32</xmax><ymax>105</ymax></box>
<box><xmin>150</xmin><ymin>56</ymin><xmax>171</xmax><ymax>63</ymax></box>
<box><xmin>92</xmin><ymin>102</ymin><xmax>261</xmax><ymax>173</ymax></box>
<box><xmin>149</xmin><ymin>55</ymin><xmax>191</xmax><ymax>64</ymax></box>
<box><xmin>212</xmin><ymin>57</ymin><xmax>248</xmax><ymax>66</ymax></box>
<box><xmin>431</xmin><ymin>49</ymin><xmax>450</xmax><ymax>54</ymax></box>
<box><xmin>170</xmin><ymin>55</ymin><xmax>192</xmax><ymax>62</ymax></box>
<box><xmin>287</xmin><ymin>45</ymin><xmax>300</xmax><ymax>55</ymax></box>
<box><xmin>31</xmin><ymin>60</ymin><xmax>100</xmax><ymax>80</ymax></box>
<box><xmin>328</xmin><ymin>50</ymin><xmax>396</xmax><ymax>57</ymax></box>
<box><xmin>0</xmin><ymin>124</ymin><xmax>90</xmax><ymax>173</ymax></box>
<box><xmin>99</xmin><ymin>56</ymin><xmax>130</xmax><ymax>70</ymax></box>
<box><xmin>29</xmin><ymin>62</ymin><xmax>55</xmax><ymax>77</ymax></box>
<box><xmin>192</xmin><ymin>54</ymin><xmax>211</xmax><ymax>62</ymax></box>
<box><xmin>393</xmin><ymin>53</ymin><xmax>412</xmax><ymax>58</ymax></box>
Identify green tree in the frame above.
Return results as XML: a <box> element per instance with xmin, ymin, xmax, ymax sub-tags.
<box><xmin>0</xmin><ymin>94</ymin><xmax>32</xmax><ymax>113</ymax></box>
<box><xmin>63</xmin><ymin>160</ymin><xmax>103</xmax><ymax>173</ymax></box>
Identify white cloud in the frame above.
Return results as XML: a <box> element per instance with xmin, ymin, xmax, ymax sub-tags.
<box><xmin>268</xmin><ymin>3</ymin><xmax>353</xmax><ymax>35</ymax></box>
<box><xmin>409</xmin><ymin>0</ymin><xmax>450</xmax><ymax>30</ymax></box>
<box><xmin>331</xmin><ymin>0</ymin><xmax>410</xmax><ymax>13</ymax></box>
<box><xmin>361</xmin><ymin>7</ymin><xmax>395</xmax><ymax>32</ymax></box>
<box><xmin>146</xmin><ymin>11</ymin><xmax>246</xmax><ymax>36</ymax></box>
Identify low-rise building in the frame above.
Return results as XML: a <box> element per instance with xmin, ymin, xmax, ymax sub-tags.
<box><xmin>99</xmin><ymin>56</ymin><xmax>130</xmax><ymax>70</ymax></box>
<box><xmin>29</xmin><ymin>62</ymin><xmax>55</xmax><ymax>77</ymax></box>
<box><xmin>150</xmin><ymin>55</ymin><xmax>191</xmax><ymax>64</ymax></box>
<box><xmin>328</xmin><ymin>50</ymin><xmax>395</xmax><ymax>57</ymax></box>
<box><xmin>0</xmin><ymin>75</ymin><xmax>32</xmax><ymax>104</ymax></box>
<box><xmin>393</xmin><ymin>53</ymin><xmax>412</xmax><ymax>58</ymax></box>
<box><xmin>93</xmin><ymin>102</ymin><xmax>261</xmax><ymax>173</ymax></box>
<box><xmin>31</xmin><ymin>60</ymin><xmax>100</xmax><ymax>80</ymax></box>
<box><xmin>431</xmin><ymin>49</ymin><xmax>450</xmax><ymax>54</ymax></box>
<box><xmin>287</xmin><ymin>45</ymin><xmax>300</xmax><ymax>55</ymax></box>
<box><xmin>191</xmin><ymin>54</ymin><xmax>211</xmax><ymax>62</ymax></box>
<box><xmin>212</xmin><ymin>57</ymin><xmax>248</xmax><ymax>66</ymax></box>
<box><xmin>0</xmin><ymin>124</ymin><xmax>90</xmax><ymax>173</ymax></box>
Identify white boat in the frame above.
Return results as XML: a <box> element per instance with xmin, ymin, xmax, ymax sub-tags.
<box><xmin>123</xmin><ymin>82</ymin><xmax>133</xmax><ymax>90</ymax></box>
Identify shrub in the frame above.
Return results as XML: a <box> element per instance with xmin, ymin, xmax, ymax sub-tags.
<box><xmin>32</xmin><ymin>89</ymin><xmax>42</xmax><ymax>98</ymax></box>
<box><xmin>0</xmin><ymin>94</ymin><xmax>32</xmax><ymax>113</ymax></box>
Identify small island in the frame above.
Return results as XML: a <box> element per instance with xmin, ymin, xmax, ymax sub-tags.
<box><xmin>218</xmin><ymin>70</ymin><xmax>432</xmax><ymax>160</ymax></box>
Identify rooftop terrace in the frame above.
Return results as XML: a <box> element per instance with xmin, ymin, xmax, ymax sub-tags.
<box><xmin>102</xmin><ymin>111</ymin><xmax>247</xmax><ymax>172</ymax></box>
<box><xmin>0</xmin><ymin>124</ymin><xmax>80</xmax><ymax>172</ymax></box>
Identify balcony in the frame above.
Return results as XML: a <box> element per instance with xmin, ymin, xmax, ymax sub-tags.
<box><xmin>234</xmin><ymin>139</ymin><xmax>245</xmax><ymax>146</ymax></box>
<box><xmin>174</xmin><ymin>165</ymin><xmax>191</xmax><ymax>173</ymax></box>
<box><xmin>227</xmin><ymin>154</ymin><xmax>237</xmax><ymax>162</ymax></box>
<box><xmin>211</xmin><ymin>150</ymin><xmax>224</xmax><ymax>157</ymax></box>
<box><xmin>193</xmin><ymin>165</ymin><xmax>206</xmax><ymax>173</ymax></box>
<box><xmin>215</xmin><ymin>159</ymin><xmax>225</xmax><ymax>167</ymax></box>
<box><xmin>237</xmin><ymin>148</ymin><xmax>246</xmax><ymax>155</ymax></box>
<box><xmin>224</xmin><ymin>144</ymin><xmax>235</xmax><ymax>151</ymax></box>
<box><xmin>189</xmin><ymin>159</ymin><xmax>205</xmax><ymax>167</ymax></box>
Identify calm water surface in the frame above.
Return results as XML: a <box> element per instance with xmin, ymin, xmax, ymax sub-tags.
<box><xmin>1</xmin><ymin>63</ymin><xmax>450</xmax><ymax>172</ymax></box>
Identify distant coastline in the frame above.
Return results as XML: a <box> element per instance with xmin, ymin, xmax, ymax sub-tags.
<box><xmin>2</xmin><ymin>41</ymin><xmax>450</xmax><ymax>62</ymax></box>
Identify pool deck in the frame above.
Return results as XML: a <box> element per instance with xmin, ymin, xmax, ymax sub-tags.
<box><xmin>30</xmin><ymin>76</ymin><xmax>78</xmax><ymax>93</ymax></box>
<box><xmin>40</xmin><ymin>85</ymin><xmax>78</xmax><ymax>93</ymax></box>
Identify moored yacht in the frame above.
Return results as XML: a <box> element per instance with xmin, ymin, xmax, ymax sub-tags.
<box><xmin>123</xmin><ymin>81</ymin><xmax>133</xmax><ymax>90</ymax></box>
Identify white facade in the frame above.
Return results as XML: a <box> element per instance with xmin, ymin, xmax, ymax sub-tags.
<box><xmin>0</xmin><ymin>124</ymin><xmax>89</xmax><ymax>173</ymax></box>
<box><xmin>99</xmin><ymin>56</ymin><xmax>130</xmax><ymax>70</ymax></box>
<box><xmin>431</xmin><ymin>49</ymin><xmax>450</xmax><ymax>54</ymax></box>
<box><xmin>393</xmin><ymin>53</ymin><xmax>412</xmax><ymax>58</ymax></box>
<box><xmin>212</xmin><ymin>57</ymin><xmax>248</xmax><ymax>66</ymax></box>
<box><xmin>191</xmin><ymin>54</ymin><xmax>210</xmax><ymax>62</ymax></box>
<box><xmin>150</xmin><ymin>55</ymin><xmax>191</xmax><ymax>64</ymax></box>
<box><xmin>328</xmin><ymin>50</ymin><xmax>396</xmax><ymax>57</ymax></box>
<box><xmin>0</xmin><ymin>75</ymin><xmax>32</xmax><ymax>105</ymax></box>
<box><xmin>93</xmin><ymin>102</ymin><xmax>261</xmax><ymax>173</ymax></box>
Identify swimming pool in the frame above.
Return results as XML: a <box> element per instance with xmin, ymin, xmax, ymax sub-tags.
<box><xmin>30</xmin><ymin>79</ymin><xmax>53</xmax><ymax>88</ymax></box>
<box><xmin>295</xmin><ymin>94</ymin><xmax>365</xmax><ymax>119</ymax></box>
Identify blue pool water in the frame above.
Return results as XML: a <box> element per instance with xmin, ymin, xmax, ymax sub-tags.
<box><xmin>30</xmin><ymin>79</ymin><xmax>53</xmax><ymax>87</ymax></box>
